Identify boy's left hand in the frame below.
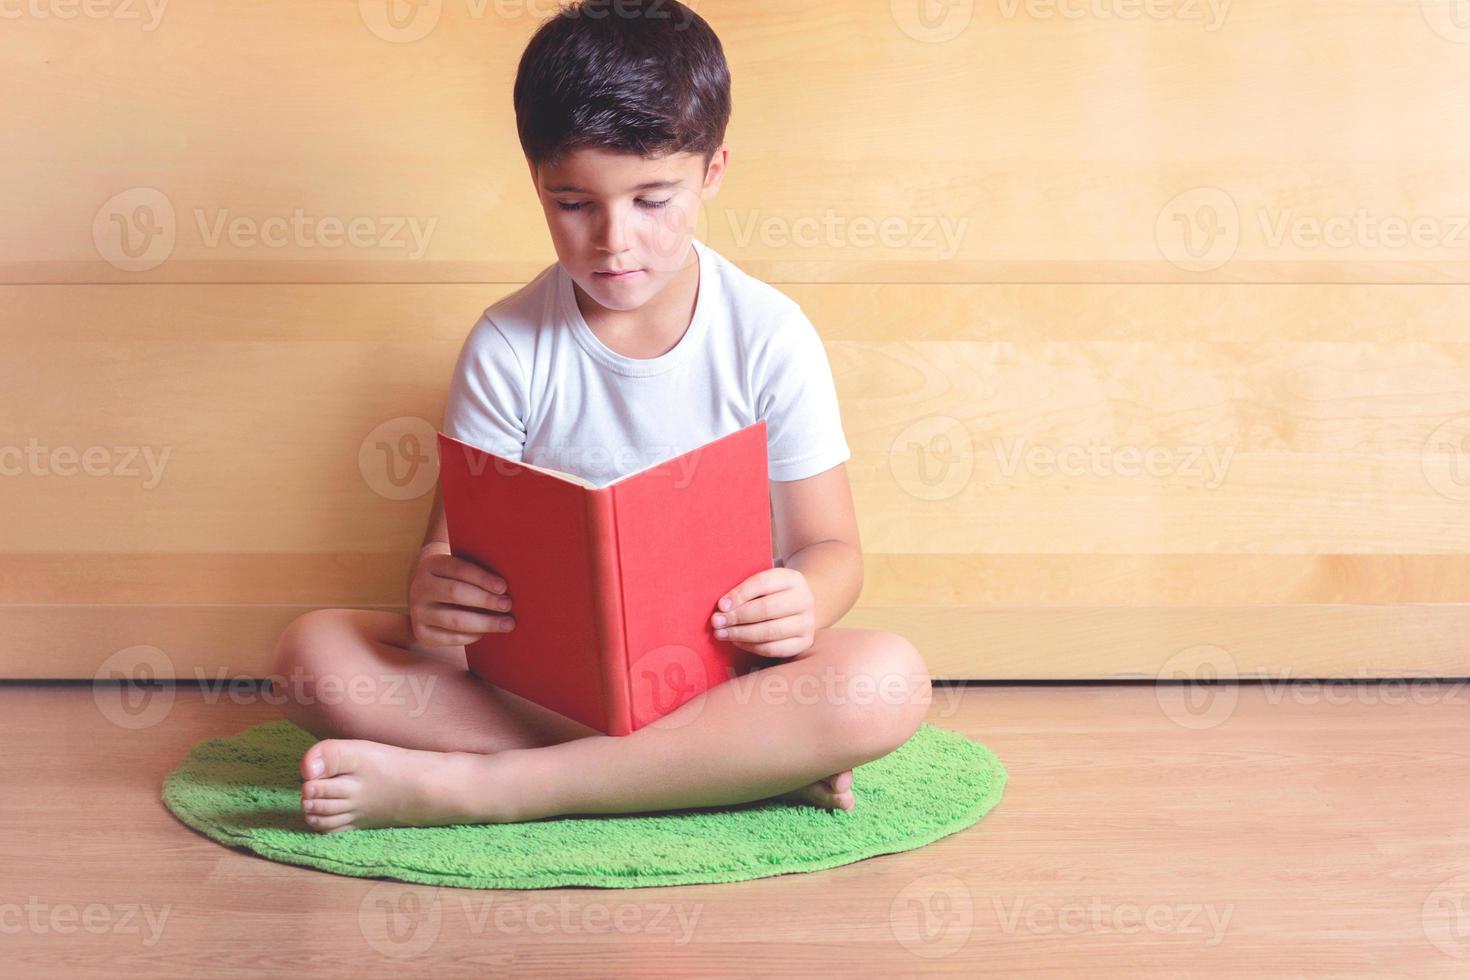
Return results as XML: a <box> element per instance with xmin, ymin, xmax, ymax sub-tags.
<box><xmin>710</xmin><ymin>567</ymin><xmax>816</xmax><ymax>659</ymax></box>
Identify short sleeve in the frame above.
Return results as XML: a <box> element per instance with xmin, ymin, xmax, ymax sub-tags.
<box><xmin>440</xmin><ymin>314</ymin><xmax>528</xmax><ymax>461</ymax></box>
<box><xmin>754</xmin><ymin>307</ymin><xmax>852</xmax><ymax>482</ymax></box>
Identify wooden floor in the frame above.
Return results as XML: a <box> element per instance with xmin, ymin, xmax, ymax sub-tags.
<box><xmin>4</xmin><ymin>681</ymin><xmax>1469</xmax><ymax>977</ymax></box>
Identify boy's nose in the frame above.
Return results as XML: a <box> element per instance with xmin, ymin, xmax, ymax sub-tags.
<box><xmin>594</xmin><ymin>210</ymin><xmax>631</xmax><ymax>254</ymax></box>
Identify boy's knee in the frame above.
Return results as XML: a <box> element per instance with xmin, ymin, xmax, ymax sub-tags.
<box><xmin>270</xmin><ymin>608</ymin><xmax>363</xmax><ymax>710</ymax></box>
<box><xmin>271</xmin><ymin>609</ymin><xmax>345</xmax><ymax>677</ymax></box>
<box><xmin>822</xmin><ymin>630</ymin><xmax>931</xmax><ymax>762</ymax></box>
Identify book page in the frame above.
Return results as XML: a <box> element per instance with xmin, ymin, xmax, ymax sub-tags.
<box><xmin>504</xmin><ymin>458</ymin><xmax>600</xmax><ymax>490</ymax></box>
<box><xmin>512</xmin><ymin>440</ymin><xmax>715</xmax><ymax>490</ymax></box>
<box><xmin>456</xmin><ymin>421</ymin><xmax>759</xmax><ymax>491</ymax></box>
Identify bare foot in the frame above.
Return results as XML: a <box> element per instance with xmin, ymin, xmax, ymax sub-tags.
<box><xmin>298</xmin><ymin>738</ymin><xmax>510</xmax><ymax>833</ymax></box>
<box><xmin>299</xmin><ymin>739</ymin><xmax>856</xmax><ymax>833</ymax></box>
<box><xmin>778</xmin><ymin>770</ymin><xmax>855</xmax><ymax>811</ymax></box>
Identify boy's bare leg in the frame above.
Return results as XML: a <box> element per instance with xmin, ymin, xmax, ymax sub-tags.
<box><xmin>290</xmin><ymin>624</ymin><xmax>931</xmax><ymax>831</ymax></box>
<box><xmin>269</xmin><ymin>608</ymin><xmax>599</xmax><ymax>754</ymax></box>
<box><xmin>271</xmin><ymin>608</ymin><xmax>865</xmax><ymax>825</ymax></box>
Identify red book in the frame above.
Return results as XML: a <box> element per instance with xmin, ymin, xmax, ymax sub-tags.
<box><xmin>435</xmin><ymin>420</ymin><xmax>773</xmax><ymax>735</ymax></box>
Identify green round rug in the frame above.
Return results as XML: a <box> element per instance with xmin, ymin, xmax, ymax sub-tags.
<box><xmin>162</xmin><ymin>720</ymin><xmax>1007</xmax><ymax>889</ymax></box>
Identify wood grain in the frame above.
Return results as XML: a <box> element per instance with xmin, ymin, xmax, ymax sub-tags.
<box><xmin>4</xmin><ymin>685</ymin><xmax>1469</xmax><ymax>977</ymax></box>
<box><xmin>5</xmin><ymin>1</ymin><xmax>1470</xmax><ymax>678</ymax></box>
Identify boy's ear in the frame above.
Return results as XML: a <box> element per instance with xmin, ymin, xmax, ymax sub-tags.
<box><xmin>700</xmin><ymin>144</ymin><xmax>729</xmax><ymax>199</ymax></box>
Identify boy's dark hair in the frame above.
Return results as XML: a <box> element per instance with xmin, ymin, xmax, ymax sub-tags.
<box><xmin>514</xmin><ymin>0</ymin><xmax>731</xmax><ymax>173</ymax></box>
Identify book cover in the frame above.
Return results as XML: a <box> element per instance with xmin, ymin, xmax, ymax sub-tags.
<box><xmin>435</xmin><ymin>420</ymin><xmax>773</xmax><ymax>735</ymax></box>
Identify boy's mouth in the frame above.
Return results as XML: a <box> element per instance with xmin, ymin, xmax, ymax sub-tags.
<box><xmin>594</xmin><ymin>268</ymin><xmax>643</xmax><ymax>281</ymax></box>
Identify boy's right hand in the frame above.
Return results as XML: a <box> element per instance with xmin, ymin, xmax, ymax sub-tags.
<box><xmin>408</xmin><ymin>542</ymin><xmax>516</xmax><ymax>648</ymax></box>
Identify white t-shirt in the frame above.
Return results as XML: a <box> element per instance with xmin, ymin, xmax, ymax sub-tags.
<box><xmin>441</xmin><ymin>237</ymin><xmax>851</xmax><ymax>489</ymax></box>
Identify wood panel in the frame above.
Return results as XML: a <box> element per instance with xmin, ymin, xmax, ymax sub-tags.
<box><xmin>6</xmin><ymin>280</ymin><xmax>1470</xmax><ymax>677</ymax></box>
<box><xmin>2</xmin><ymin>2</ymin><xmax>1469</xmax><ymax>283</ymax></box>
<box><xmin>5</xmin><ymin>284</ymin><xmax>1469</xmax><ymax>552</ymax></box>
<box><xmin>5</xmin><ymin>2</ymin><xmax>1469</xmax><ymax>678</ymax></box>
<box><xmin>6</xmin><ymin>602</ymin><xmax>1467</xmax><ymax>682</ymax></box>
<box><xmin>11</xmin><ymin>553</ymin><xmax>1470</xmax><ymax>607</ymax></box>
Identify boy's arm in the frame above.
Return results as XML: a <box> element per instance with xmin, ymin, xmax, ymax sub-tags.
<box><xmin>769</xmin><ymin>462</ymin><xmax>864</xmax><ymax>631</ymax></box>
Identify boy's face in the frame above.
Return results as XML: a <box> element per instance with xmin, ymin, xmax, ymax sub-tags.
<box><xmin>530</xmin><ymin>145</ymin><xmax>726</xmax><ymax>313</ymax></box>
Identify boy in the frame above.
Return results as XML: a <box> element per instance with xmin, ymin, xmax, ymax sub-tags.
<box><xmin>271</xmin><ymin>0</ymin><xmax>931</xmax><ymax>832</ymax></box>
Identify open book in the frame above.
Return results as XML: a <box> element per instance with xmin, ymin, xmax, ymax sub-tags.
<box><xmin>435</xmin><ymin>420</ymin><xmax>773</xmax><ymax>735</ymax></box>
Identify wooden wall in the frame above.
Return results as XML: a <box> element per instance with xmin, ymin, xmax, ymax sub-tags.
<box><xmin>4</xmin><ymin>1</ymin><xmax>1468</xmax><ymax>680</ymax></box>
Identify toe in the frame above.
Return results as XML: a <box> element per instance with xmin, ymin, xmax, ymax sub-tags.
<box><xmin>797</xmin><ymin>782</ymin><xmax>839</xmax><ymax>809</ymax></box>
<box><xmin>301</xmin><ymin>739</ymin><xmax>355</xmax><ymax>781</ymax></box>
<box><xmin>302</xmin><ymin>796</ymin><xmax>355</xmax><ymax>817</ymax></box>
<box><xmin>304</xmin><ymin>811</ymin><xmax>358</xmax><ymax>833</ymax></box>
<box><xmin>302</xmin><ymin>776</ymin><xmax>358</xmax><ymax>800</ymax></box>
<box><xmin>824</xmin><ymin>770</ymin><xmax>854</xmax><ymax>793</ymax></box>
<box><xmin>300</xmin><ymin>744</ymin><xmax>325</xmax><ymax>781</ymax></box>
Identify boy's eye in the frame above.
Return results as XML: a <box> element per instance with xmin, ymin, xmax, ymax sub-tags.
<box><xmin>554</xmin><ymin>199</ymin><xmax>671</xmax><ymax>212</ymax></box>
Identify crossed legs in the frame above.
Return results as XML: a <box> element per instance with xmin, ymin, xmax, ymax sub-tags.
<box><xmin>269</xmin><ymin>608</ymin><xmax>932</xmax><ymax>830</ymax></box>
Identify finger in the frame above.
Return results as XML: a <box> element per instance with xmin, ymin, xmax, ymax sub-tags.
<box><xmin>416</xmin><ymin>614</ymin><xmax>514</xmax><ymax>646</ymax></box>
<box><xmin>433</xmin><ymin>578</ymin><xmax>513</xmax><ymax>614</ymax></box>
<box><xmin>720</xmin><ymin>614</ymin><xmax>807</xmax><ymax>645</ymax></box>
<box><xmin>428</xmin><ymin>554</ymin><xmax>508</xmax><ymax>595</ymax></box>
<box><xmin>715</xmin><ymin>589</ymin><xmax>802</xmax><ymax>628</ymax></box>
<box><xmin>716</xmin><ymin>568</ymin><xmax>789</xmax><ymax>612</ymax></box>
<box><xmin>426</xmin><ymin>604</ymin><xmax>514</xmax><ymax>635</ymax></box>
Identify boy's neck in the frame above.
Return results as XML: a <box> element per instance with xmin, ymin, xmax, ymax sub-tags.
<box><xmin>571</xmin><ymin>243</ymin><xmax>701</xmax><ymax>361</ymax></box>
